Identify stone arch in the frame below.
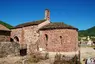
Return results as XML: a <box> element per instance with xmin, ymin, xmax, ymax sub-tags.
<box><xmin>14</xmin><ymin>36</ymin><xmax>19</xmax><ymax>43</ymax></box>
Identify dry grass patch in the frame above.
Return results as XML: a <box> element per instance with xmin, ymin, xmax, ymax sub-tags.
<box><xmin>53</xmin><ymin>53</ymin><xmax>80</xmax><ymax>64</ymax></box>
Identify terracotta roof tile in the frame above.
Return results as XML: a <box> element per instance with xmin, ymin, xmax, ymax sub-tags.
<box><xmin>40</xmin><ymin>22</ymin><xmax>78</xmax><ymax>30</ymax></box>
<box><xmin>13</xmin><ymin>19</ymin><xmax>46</xmax><ymax>28</ymax></box>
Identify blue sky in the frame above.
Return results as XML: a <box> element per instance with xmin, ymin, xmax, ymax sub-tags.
<box><xmin>0</xmin><ymin>0</ymin><xmax>95</xmax><ymax>30</ymax></box>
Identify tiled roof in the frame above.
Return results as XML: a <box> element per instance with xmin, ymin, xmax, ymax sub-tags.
<box><xmin>40</xmin><ymin>22</ymin><xmax>78</xmax><ymax>30</ymax></box>
<box><xmin>0</xmin><ymin>24</ymin><xmax>10</xmax><ymax>31</ymax></box>
<box><xmin>0</xmin><ymin>21</ymin><xmax>13</xmax><ymax>30</ymax></box>
<box><xmin>13</xmin><ymin>19</ymin><xmax>46</xmax><ymax>28</ymax></box>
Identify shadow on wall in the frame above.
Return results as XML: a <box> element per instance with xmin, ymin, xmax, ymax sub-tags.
<box><xmin>20</xmin><ymin>44</ymin><xmax>27</xmax><ymax>56</ymax></box>
<box><xmin>10</xmin><ymin>36</ymin><xmax>27</xmax><ymax>56</ymax></box>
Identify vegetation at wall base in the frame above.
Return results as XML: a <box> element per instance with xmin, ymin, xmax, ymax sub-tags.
<box><xmin>53</xmin><ymin>54</ymin><xmax>80</xmax><ymax>64</ymax></box>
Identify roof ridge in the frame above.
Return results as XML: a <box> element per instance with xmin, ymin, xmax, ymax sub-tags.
<box><xmin>13</xmin><ymin>19</ymin><xmax>46</xmax><ymax>28</ymax></box>
<box><xmin>40</xmin><ymin>22</ymin><xmax>78</xmax><ymax>30</ymax></box>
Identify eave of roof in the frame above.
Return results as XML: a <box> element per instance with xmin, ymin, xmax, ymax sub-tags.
<box><xmin>40</xmin><ymin>22</ymin><xmax>78</xmax><ymax>31</ymax></box>
<box><xmin>0</xmin><ymin>29</ymin><xmax>11</xmax><ymax>31</ymax></box>
<box><xmin>12</xmin><ymin>19</ymin><xmax>46</xmax><ymax>29</ymax></box>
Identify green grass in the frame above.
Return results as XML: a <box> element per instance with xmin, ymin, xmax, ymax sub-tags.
<box><xmin>80</xmin><ymin>45</ymin><xmax>95</xmax><ymax>48</ymax></box>
<box><xmin>87</xmin><ymin>45</ymin><xmax>95</xmax><ymax>48</ymax></box>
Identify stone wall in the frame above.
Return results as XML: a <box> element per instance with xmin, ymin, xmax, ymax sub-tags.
<box><xmin>11</xmin><ymin>25</ymin><xmax>39</xmax><ymax>54</ymax></box>
<box><xmin>11</xmin><ymin>28</ymin><xmax>22</xmax><ymax>44</ymax></box>
<box><xmin>0</xmin><ymin>24</ymin><xmax>10</xmax><ymax>42</ymax></box>
<box><xmin>11</xmin><ymin>20</ymin><xmax>50</xmax><ymax>54</ymax></box>
<box><xmin>0</xmin><ymin>24</ymin><xmax>10</xmax><ymax>31</ymax></box>
<box><xmin>0</xmin><ymin>35</ymin><xmax>10</xmax><ymax>42</ymax></box>
<box><xmin>11</xmin><ymin>26</ymin><xmax>78</xmax><ymax>54</ymax></box>
<box><xmin>23</xmin><ymin>25</ymin><xmax>39</xmax><ymax>54</ymax></box>
<box><xmin>11</xmin><ymin>20</ymin><xmax>78</xmax><ymax>54</ymax></box>
<box><xmin>0</xmin><ymin>42</ymin><xmax>20</xmax><ymax>58</ymax></box>
<box><xmin>39</xmin><ymin>29</ymin><xmax>78</xmax><ymax>52</ymax></box>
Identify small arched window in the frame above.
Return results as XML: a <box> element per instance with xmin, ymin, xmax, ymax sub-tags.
<box><xmin>45</xmin><ymin>34</ymin><xmax>48</xmax><ymax>48</ymax></box>
<box><xmin>45</xmin><ymin>34</ymin><xmax>48</xmax><ymax>41</ymax></box>
<box><xmin>60</xmin><ymin>36</ymin><xmax>62</xmax><ymax>45</ymax></box>
<box><xmin>60</xmin><ymin>36</ymin><xmax>62</xmax><ymax>39</ymax></box>
<box><xmin>14</xmin><ymin>36</ymin><xmax>19</xmax><ymax>42</ymax></box>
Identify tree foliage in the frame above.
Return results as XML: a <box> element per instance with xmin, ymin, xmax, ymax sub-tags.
<box><xmin>78</xmin><ymin>26</ymin><xmax>95</xmax><ymax>37</ymax></box>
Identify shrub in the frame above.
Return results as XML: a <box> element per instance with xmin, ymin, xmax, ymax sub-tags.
<box><xmin>53</xmin><ymin>54</ymin><xmax>80</xmax><ymax>64</ymax></box>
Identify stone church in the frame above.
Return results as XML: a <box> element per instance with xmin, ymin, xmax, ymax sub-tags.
<box><xmin>11</xmin><ymin>9</ymin><xmax>78</xmax><ymax>55</ymax></box>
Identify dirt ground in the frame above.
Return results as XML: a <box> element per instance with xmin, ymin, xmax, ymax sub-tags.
<box><xmin>80</xmin><ymin>47</ymin><xmax>95</xmax><ymax>64</ymax></box>
<box><xmin>0</xmin><ymin>56</ymin><xmax>22</xmax><ymax>64</ymax></box>
<box><xmin>0</xmin><ymin>46</ymin><xmax>92</xmax><ymax>64</ymax></box>
<box><xmin>0</xmin><ymin>55</ymin><xmax>53</xmax><ymax>64</ymax></box>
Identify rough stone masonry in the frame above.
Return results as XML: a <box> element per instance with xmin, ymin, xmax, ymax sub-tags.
<box><xmin>11</xmin><ymin>9</ymin><xmax>78</xmax><ymax>56</ymax></box>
